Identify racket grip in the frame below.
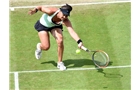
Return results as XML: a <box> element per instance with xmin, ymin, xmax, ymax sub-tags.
<box><xmin>81</xmin><ymin>46</ymin><xmax>89</xmax><ymax>52</ymax></box>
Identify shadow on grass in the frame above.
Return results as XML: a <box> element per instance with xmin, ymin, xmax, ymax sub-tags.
<box><xmin>41</xmin><ymin>59</ymin><xmax>113</xmax><ymax>68</ymax></box>
<box><xmin>41</xmin><ymin>59</ymin><xmax>94</xmax><ymax>68</ymax></box>
<box><xmin>97</xmin><ymin>68</ymin><xmax>123</xmax><ymax>78</ymax></box>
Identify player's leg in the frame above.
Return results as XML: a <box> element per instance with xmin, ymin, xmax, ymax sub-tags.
<box><xmin>34</xmin><ymin>20</ymin><xmax>51</xmax><ymax>59</ymax></box>
<box><xmin>50</xmin><ymin>28</ymin><xmax>66</xmax><ymax>70</ymax></box>
<box><xmin>51</xmin><ymin>29</ymin><xmax>64</xmax><ymax>63</ymax></box>
<box><xmin>38</xmin><ymin>31</ymin><xmax>50</xmax><ymax>50</ymax></box>
<box><xmin>35</xmin><ymin>31</ymin><xmax>50</xmax><ymax>59</ymax></box>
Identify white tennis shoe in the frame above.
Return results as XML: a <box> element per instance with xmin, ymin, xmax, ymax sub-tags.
<box><xmin>35</xmin><ymin>43</ymin><xmax>42</xmax><ymax>59</ymax></box>
<box><xmin>57</xmin><ymin>62</ymin><xmax>66</xmax><ymax>70</ymax></box>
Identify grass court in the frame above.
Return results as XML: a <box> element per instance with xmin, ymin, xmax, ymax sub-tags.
<box><xmin>10</xmin><ymin>1</ymin><xmax>131</xmax><ymax>90</ymax></box>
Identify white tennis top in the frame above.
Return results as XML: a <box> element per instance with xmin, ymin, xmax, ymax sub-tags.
<box><xmin>39</xmin><ymin>9</ymin><xmax>63</xmax><ymax>27</ymax></box>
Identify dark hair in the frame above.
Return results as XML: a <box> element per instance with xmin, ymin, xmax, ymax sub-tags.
<box><xmin>60</xmin><ymin>4</ymin><xmax>72</xmax><ymax>12</ymax></box>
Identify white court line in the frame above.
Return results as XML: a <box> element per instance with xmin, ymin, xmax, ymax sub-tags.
<box><xmin>9</xmin><ymin>0</ymin><xmax>131</xmax><ymax>9</ymax></box>
<box><xmin>14</xmin><ymin>72</ymin><xmax>19</xmax><ymax>90</ymax></box>
<box><xmin>10</xmin><ymin>65</ymin><xmax>131</xmax><ymax>74</ymax></box>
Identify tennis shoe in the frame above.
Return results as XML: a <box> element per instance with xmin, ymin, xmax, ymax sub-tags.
<box><xmin>57</xmin><ymin>62</ymin><xmax>66</xmax><ymax>70</ymax></box>
<box><xmin>35</xmin><ymin>43</ymin><xmax>42</xmax><ymax>59</ymax></box>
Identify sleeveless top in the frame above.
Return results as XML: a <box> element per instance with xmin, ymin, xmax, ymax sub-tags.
<box><xmin>39</xmin><ymin>9</ymin><xmax>63</xmax><ymax>27</ymax></box>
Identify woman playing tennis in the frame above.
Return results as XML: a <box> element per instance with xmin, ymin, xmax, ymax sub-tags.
<box><xmin>28</xmin><ymin>4</ymin><xmax>83</xmax><ymax>70</ymax></box>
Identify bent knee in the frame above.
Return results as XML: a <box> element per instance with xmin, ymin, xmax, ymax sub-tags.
<box><xmin>57</xmin><ymin>39</ymin><xmax>63</xmax><ymax>47</ymax></box>
<box><xmin>41</xmin><ymin>45</ymin><xmax>50</xmax><ymax>50</ymax></box>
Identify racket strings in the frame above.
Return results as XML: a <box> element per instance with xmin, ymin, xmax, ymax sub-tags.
<box><xmin>93</xmin><ymin>52</ymin><xmax>108</xmax><ymax>66</ymax></box>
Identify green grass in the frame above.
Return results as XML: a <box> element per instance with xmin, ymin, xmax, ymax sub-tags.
<box><xmin>10</xmin><ymin>2</ymin><xmax>131</xmax><ymax>90</ymax></box>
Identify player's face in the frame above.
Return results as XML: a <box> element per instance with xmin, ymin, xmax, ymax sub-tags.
<box><xmin>62</xmin><ymin>15</ymin><xmax>68</xmax><ymax>19</ymax></box>
<box><xmin>59</xmin><ymin>11</ymin><xmax>68</xmax><ymax>20</ymax></box>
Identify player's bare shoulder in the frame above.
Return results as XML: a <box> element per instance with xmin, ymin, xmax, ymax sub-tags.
<box><xmin>46</xmin><ymin>7</ymin><xmax>58</xmax><ymax>15</ymax></box>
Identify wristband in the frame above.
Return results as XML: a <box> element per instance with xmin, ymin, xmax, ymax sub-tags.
<box><xmin>35</xmin><ymin>8</ymin><xmax>38</xmax><ymax>13</ymax></box>
<box><xmin>77</xmin><ymin>39</ymin><xmax>82</xmax><ymax>44</ymax></box>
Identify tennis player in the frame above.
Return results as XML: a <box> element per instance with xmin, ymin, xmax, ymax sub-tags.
<box><xmin>28</xmin><ymin>4</ymin><xmax>83</xmax><ymax>70</ymax></box>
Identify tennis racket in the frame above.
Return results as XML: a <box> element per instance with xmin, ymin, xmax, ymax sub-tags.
<box><xmin>81</xmin><ymin>46</ymin><xmax>110</xmax><ymax>68</ymax></box>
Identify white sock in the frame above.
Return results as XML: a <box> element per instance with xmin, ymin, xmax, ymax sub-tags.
<box><xmin>37</xmin><ymin>43</ymin><xmax>41</xmax><ymax>50</ymax></box>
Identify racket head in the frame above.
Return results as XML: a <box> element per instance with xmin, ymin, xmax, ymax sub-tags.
<box><xmin>92</xmin><ymin>50</ymin><xmax>109</xmax><ymax>68</ymax></box>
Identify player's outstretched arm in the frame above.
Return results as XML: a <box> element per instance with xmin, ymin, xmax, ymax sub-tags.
<box><xmin>28</xmin><ymin>6</ymin><xmax>57</xmax><ymax>15</ymax></box>
<box><xmin>63</xmin><ymin>18</ymin><xmax>83</xmax><ymax>48</ymax></box>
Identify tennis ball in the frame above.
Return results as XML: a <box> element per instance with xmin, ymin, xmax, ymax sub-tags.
<box><xmin>76</xmin><ymin>49</ymin><xmax>81</xmax><ymax>54</ymax></box>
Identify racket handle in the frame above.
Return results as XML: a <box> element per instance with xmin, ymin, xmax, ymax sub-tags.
<box><xmin>81</xmin><ymin>46</ymin><xmax>89</xmax><ymax>52</ymax></box>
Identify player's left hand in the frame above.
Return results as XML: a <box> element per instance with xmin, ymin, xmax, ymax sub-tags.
<box><xmin>28</xmin><ymin>9</ymin><xmax>36</xmax><ymax>15</ymax></box>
